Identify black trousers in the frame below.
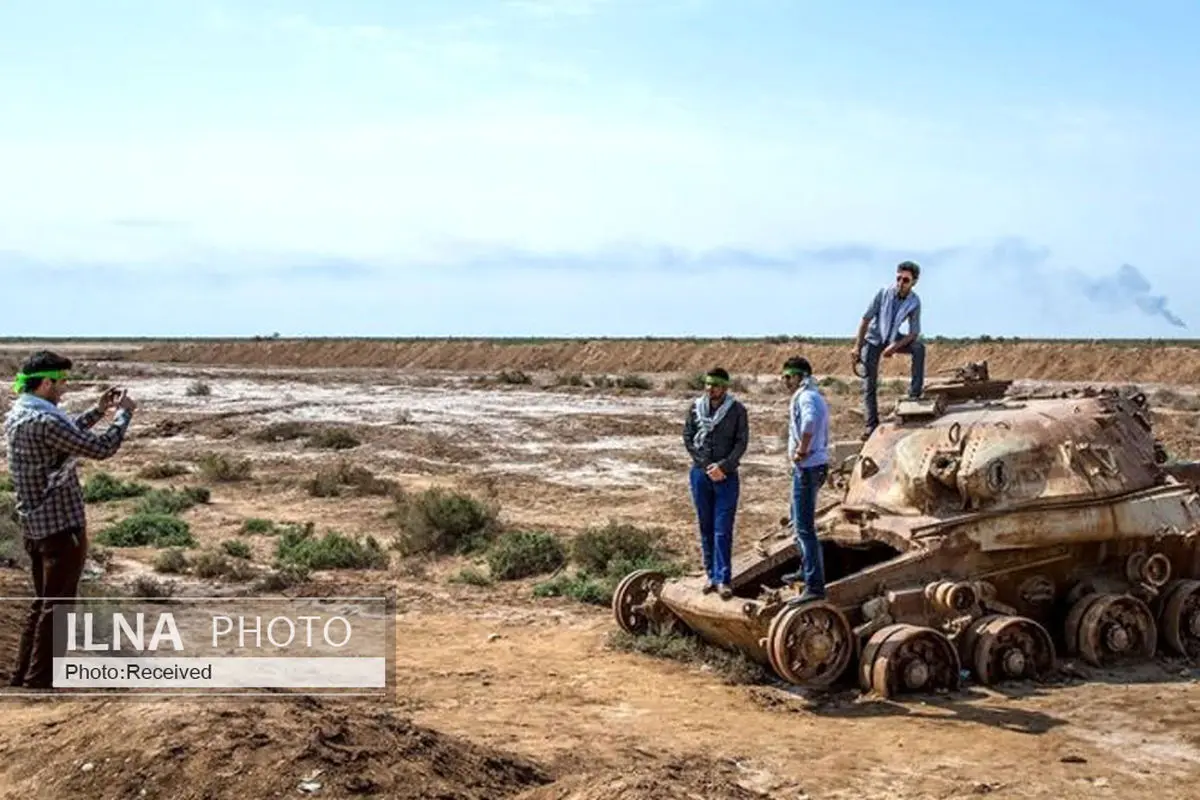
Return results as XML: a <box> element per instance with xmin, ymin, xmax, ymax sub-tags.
<box><xmin>9</xmin><ymin>526</ymin><xmax>87</xmax><ymax>689</ymax></box>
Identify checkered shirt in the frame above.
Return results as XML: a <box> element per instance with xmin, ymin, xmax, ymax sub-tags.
<box><xmin>4</xmin><ymin>398</ymin><xmax>132</xmax><ymax>540</ymax></box>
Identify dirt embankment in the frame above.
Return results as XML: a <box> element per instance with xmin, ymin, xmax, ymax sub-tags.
<box><xmin>130</xmin><ymin>339</ymin><xmax>1200</xmax><ymax>384</ymax></box>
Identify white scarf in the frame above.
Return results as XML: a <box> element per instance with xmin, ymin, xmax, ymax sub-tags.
<box><xmin>692</xmin><ymin>392</ymin><xmax>735</xmax><ymax>450</ymax></box>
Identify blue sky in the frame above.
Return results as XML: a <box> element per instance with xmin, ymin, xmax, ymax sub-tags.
<box><xmin>1</xmin><ymin>0</ymin><xmax>1197</xmax><ymax>338</ymax></box>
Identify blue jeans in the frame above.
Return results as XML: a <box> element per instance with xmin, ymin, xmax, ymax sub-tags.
<box><xmin>791</xmin><ymin>463</ymin><xmax>829</xmax><ymax>594</ymax></box>
<box><xmin>689</xmin><ymin>466</ymin><xmax>739</xmax><ymax>585</ymax></box>
<box><xmin>861</xmin><ymin>338</ymin><xmax>926</xmax><ymax>433</ymax></box>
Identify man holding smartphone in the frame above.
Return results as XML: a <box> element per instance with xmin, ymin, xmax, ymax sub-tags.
<box><xmin>4</xmin><ymin>350</ymin><xmax>137</xmax><ymax>689</ymax></box>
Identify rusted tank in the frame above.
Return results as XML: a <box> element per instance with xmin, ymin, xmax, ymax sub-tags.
<box><xmin>613</xmin><ymin>362</ymin><xmax>1200</xmax><ymax>697</ymax></box>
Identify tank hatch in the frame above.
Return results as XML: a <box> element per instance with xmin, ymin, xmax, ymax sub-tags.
<box><xmin>922</xmin><ymin>360</ymin><xmax>1012</xmax><ymax>404</ymax></box>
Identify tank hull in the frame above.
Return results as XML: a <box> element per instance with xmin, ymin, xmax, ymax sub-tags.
<box><xmin>613</xmin><ymin>373</ymin><xmax>1200</xmax><ymax>698</ymax></box>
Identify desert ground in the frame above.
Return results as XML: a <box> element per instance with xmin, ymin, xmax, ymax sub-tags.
<box><xmin>1</xmin><ymin>338</ymin><xmax>1199</xmax><ymax>800</ymax></box>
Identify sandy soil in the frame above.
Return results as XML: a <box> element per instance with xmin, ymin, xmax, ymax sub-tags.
<box><xmin>0</xmin><ymin>342</ymin><xmax>1198</xmax><ymax>799</ymax></box>
<box><xmin>127</xmin><ymin>337</ymin><xmax>1200</xmax><ymax>385</ymax></box>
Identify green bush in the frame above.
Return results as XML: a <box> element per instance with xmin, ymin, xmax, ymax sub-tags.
<box><xmin>532</xmin><ymin>573</ymin><xmax>610</xmax><ymax>605</ymax></box>
<box><xmin>96</xmin><ymin>514</ymin><xmax>196</xmax><ymax>548</ymax></box>
<box><xmin>83</xmin><ymin>472</ymin><xmax>149</xmax><ymax>502</ymax></box>
<box><xmin>0</xmin><ymin>494</ymin><xmax>21</xmax><ymax>566</ymax></box>
<box><xmin>389</xmin><ymin>488</ymin><xmax>500</xmax><ymax>556</ymax></box>
<box><xmin>276</xmin><ymin>527</ymin><xmax>389</xmax><ymax>571</ymax></box>
<box><xmin>221</xmin><ymin>539</ymin><xmax>252</xmax><ymax>559</ymax></box>
<box><xmin>534</xmin><ymin>552</ymin><xmax>686</xmax><ymax>608</ymax></box>
<box><xmin>570</xmin><ymin>520</ymin><xmax>665</xmax><ymax>574</ymax></box>
<box><xmin>241</xmin><ymin>517</ymin><xmax>275</xmax><ymax>534</ymax></box>
<box><xmin>606</xmin><ymin>630</ymin><xmax>770</xmax><ymax>685</ymax></box>
<box><xmin>486</xmin><ymin>531</ymin><xmax>567</xmax><ymax>580</ymax></box>
<box><xmin>134</xmin><ymin>486</ymin><xmax>210</xmax><ymax>515</ymax></box>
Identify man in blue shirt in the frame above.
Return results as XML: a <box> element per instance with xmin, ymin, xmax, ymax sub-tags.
<box><xmin>852</xmin><ymin>260</ymin><xmax>925</xmax><ymax>439</ymax></box>
<box><xmin>778</xmin><ymin>356</ymin><xmax>830</xmax><ymax>605</ymax></box>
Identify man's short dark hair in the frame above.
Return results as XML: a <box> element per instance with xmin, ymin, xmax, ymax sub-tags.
<box><xmin>17</xmin><ymin>350</ymin><xmax>73</xmax><ymax>392</ymax></box>
<box><xmin>705</xmin><ymin>367</ymin><xmax>730</xmax><ymax>382</ymax></box>
<box><xmin>782</xmin><ymin>356</ymin><xmax>812</xmax><ymax>377</ymax></box>
<box><xmin>897</xmin><ymin>260</ymin><xmax>920</xmax><ymax>280</ymax></box>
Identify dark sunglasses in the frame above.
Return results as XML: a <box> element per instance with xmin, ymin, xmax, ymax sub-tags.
<box><xmin>896</xmin><ymin>275</ymin><xmax>912</xmax><ymax>284</ymax></box>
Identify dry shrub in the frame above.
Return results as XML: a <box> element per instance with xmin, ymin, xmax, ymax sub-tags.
<box><xmin>486</xmin><ymin>531</ymin><xmax>566</xmax><ymax>580</ymax></box>
<box><xmin>496</xmin><ymin>369</ymin><xmax>532</xmax><ymax>385</ymax></box>
<box><xmin>254</xmin><ymin>564</ymin><xmax>311</xmax><ymax>592</ymax></box>
<box><xmin>606</xmin><ymin>630</ymin><xmax>770</xmax><ymax>685</ymax></box>
<box><xmin>129</xmin><ymin>575</ymin><xmax>178</xmax><ymax>598</ymax></box>
<box><xmin>570</xmin><ymin>519</ymin><xmax>667</xmax><ymax>574</ymax></box>
<box><xmin>449</xmin><ymin>566</ymin><xmax>493</xmax><ymax>586</ymax></box>
<box><xmin>252</xmin><ymin>421</ymin><xmax>313</xmax><ymax>442</ymax></box>
<box><xmin>154</xmin><ymin>548</ymin><xmax>189</xmax><ymax>574</ymax></box>
<box><xmin>198</xmin><ymin>453</ymin><xmax>252</xmax><ymax>482</ymax></box>
<box><xmin>389</xmin><ymin>487</ymin><xmax>500</xmax><ymax>556</ymax></box>
<box><xmin>137</xmin><ymin>462</ymin><xmax>190</xmax><ymax>479</ymax></box>
<box><xmin>306</xmin><ymin>427</ymin><xmax>361</xmax><ymax>450</ymax></box>
<box><xmin>534</xmin><ymin>520</ymin><xmax>684</xmax><ymax>607</ymax></box>
<box><xmin>305</xmin><ymin>461</ymin><xmax>395</xmax><ymax>497</ymax></box>
<box><xmin>193</xmin><ymin>551</ymin><xmax>256</xmax><ymax>581</ymax></box>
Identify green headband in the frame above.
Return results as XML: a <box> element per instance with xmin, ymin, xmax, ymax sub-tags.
<box><xmin>781</xmin><ymin>367</ymin><xmax>808</xmax><ymax>377</ymax></box>
<box><xmin>703</xmin><ymin>375</ymin><xmax>730</xmax><ymax>387</ymax></box>
<box><xmin>12</xmin><ymin>370</ymin><xmax>69</xmax><ymax>393</ymax></box>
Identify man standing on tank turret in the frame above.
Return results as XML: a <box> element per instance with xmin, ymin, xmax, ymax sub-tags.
<box><xmin>852</xmin><ymin>260</ymin><xmax>925</xmax><ymax>439</ymax></box>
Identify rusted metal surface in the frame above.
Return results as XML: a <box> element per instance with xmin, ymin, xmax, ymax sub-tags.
<box><xmin>612</xmin><ymin>365</ymin><xmax>1200</xmax><ymax>698</ymax></box>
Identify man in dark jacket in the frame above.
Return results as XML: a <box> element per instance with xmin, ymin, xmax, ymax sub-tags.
<box><xmin>682</xmin><ymin>367</ymin><xmax>749</xmax><ymax>599</ymax></box>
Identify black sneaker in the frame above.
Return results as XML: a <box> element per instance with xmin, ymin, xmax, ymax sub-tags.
<box><xmin>702</xmin><ymin>582</ymin><xmax>716</xmax><ymax>594</ymax></box>
<box><xmin>779</xmin><ymin>570</ymin><xmax>803</xmax><ymax>584</ymax></box>
<box><xmin>717</xmin><ymin>584</ymin><xmax>733</xmax><ymax>600</ymax></box>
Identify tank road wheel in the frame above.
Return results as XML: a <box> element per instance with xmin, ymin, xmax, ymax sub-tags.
<box><xmin>611</xmin><ymin>569</ymin><xmax>666</xmax><ymax>635</ymax></box>
<box><xmin>1064</xmin><ymin>593</ymin><xmax>1157</xmax><ymax>667</ymax></box>
<box><xmin>1158</xmin><ymin>579</ymin><xmax>1200</xmax><ymax>660</ymax></box>
<box><xmin>859</xmin><ymin>624</ymin><xmax>961</xmax><ymax>699</ymax></box>
<box><xmin>960</xmin><ymin>614</ymin><xmax>1056</xmax><ymax>685</ymax></box>
<box><xmin>765</xmin><ymin>601</ymin><xmax>854</xmax><ymax>688</ymax></box>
